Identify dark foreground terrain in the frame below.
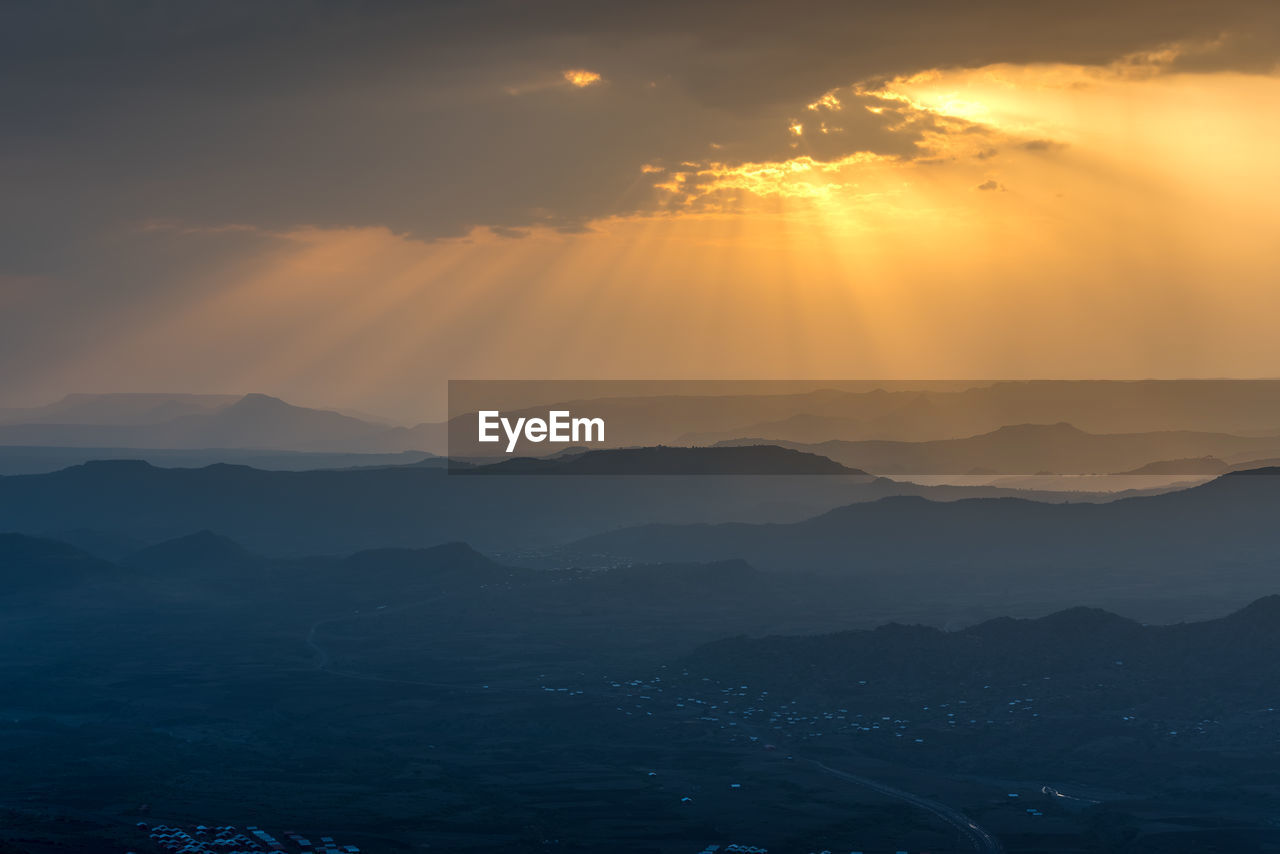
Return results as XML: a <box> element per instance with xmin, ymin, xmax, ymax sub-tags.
<box><xmin>3</xmin><ymin>528</ymin><xmax>1280</xmax><ymax>853</ymax></box>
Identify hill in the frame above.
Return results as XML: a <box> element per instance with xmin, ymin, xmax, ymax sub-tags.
<box><xmin>672</xmin><ymin>380</ymin><xmax>1280</xmax><ymax>444</ymax></box>
<box><xmin>0</xmin><ymin>457</ymin><xmax>1179</xmax><ymax>559</ymax></box>
<box><xmin>683</xmin><ymin>596</ymin><xmax>1280</xmax><ymax>707</ymax></box>
<box><xmin>714</xmin><ymin>422</ymin><xmax>1280</xmax><ymax>475</ymax></box>
<box><xmin>0</xmin><ymin>445</ymin><xmax>440</xmax><ymax>476</ymax></box>
<box><xmin>0</xmin><ymin>393</ymin><xmax>240</xmax><ymax>426</ymax></box>
<box><xmin>125</xmin><ymin>530</ymin><xmax>255</xmax><ymax>570</ymax></box>
<box><xmin>457</xmin><ymin>444</ymin><xmax>865</xmax><ymax>475</ymax></box>
<box><xmin>1116</xmin><ymin>456</ymin><xmax>1231</xmax><ymax>475</ymax></box>
<box><xmin>0</xmin><ymin>533</ymin><xmax>118</xmax><ymax>593</ymax></box>
<box><xmin>570</xmin><ymin>467</ymin><xmax>1280</xmax><ymax>612</ymax></box>
<box><xmin>0</xmin><ymin>393</ymin><xmax>447</xmax><ymax>454</ymax></box>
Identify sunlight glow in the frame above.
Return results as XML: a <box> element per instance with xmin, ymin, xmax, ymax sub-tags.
<box><xmin>41</xmin><ymin>55</ymin><xmax>1280</xmax><ymax>420</ymax></box>
<box><xmin>562</xmin><ymin>69</ymin><xmax>603</xmax><ymax>88</ymax></box>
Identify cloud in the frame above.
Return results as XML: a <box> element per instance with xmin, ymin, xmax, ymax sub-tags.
<box><xmin>562</xmin><ymin>68</ymin><xmax>603</xmax><ymax>87</ymax></box>
<box><xmin>976</xmin><ymin>179</ymin><xmax>1004</xmax><ymax>191</ymax></box>
<box><xmin>1</xmin><ymin>0</ymin><xmax>1277</xmax><ymax>275</ymax></box>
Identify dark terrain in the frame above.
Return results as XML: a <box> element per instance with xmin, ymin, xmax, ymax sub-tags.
<box><xmin>572</xmin><ymin>468</ymin><xmax>1280</xmax><ymax>620</ymax></box>
<box><xmin>4</xmin><ymin>518</ymin><xmax>1280</xmax><ymax>852</ymax></box>
<box><xmin>0</xmin><ymin>457</ymin><xmax>1176</xmax><ymax>558</ymax></box>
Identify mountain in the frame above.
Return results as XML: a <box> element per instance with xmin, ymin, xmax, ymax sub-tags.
<box><xmin>608</xmin><ymin>380</ymin><xmax>1280</xmax><ymax>447</ymax></box>
<box><xmin>0</xmin><ymin>446</ymin><xmax>440</xmax><ymax>476</ymax></box>
<box><xmin>683</xmin><ymin>595</ymin><xmax>1280</xmax><ymax>703</ymax></box>
<box><xmin>0</xmin><ymin>393</ymin><xmax>241</xmax><ymax>426</ymax></box>
<box><xmin>0</xmin><ymin>534</ymin><xmax>856</xmax><ymax>667</ymax></box>
<box><xmin>150</xmin><ymin>393</ymin><xmax>389</xmax><ymax>448</ymax></box>
<box><xmin>714</xmin><ymin>422</ymin><xmax>1280</xmax><ymax>474</ymax></box>
<box><xmin>0</xmin><ymin>393</ymin><xmax>448</xmax><ymax>454</ymax></box>
<box><xmin>1232</xmin><ymin>456</ymin><xmax>1280</xmax><ymax>471</ymax></box>
<box><xmin>1117</xmin><ymin>456</ymin><xmax>1231</xmax><ymax>475</ymax></box>
<box><xmin>125</xmin><ymin>530</ymin><xmax>255</xmax><ymax>571</ymax></box>
<box><xmin>10</xmin><ymin>380</ymin><xmax>1280</xmax><ymax>460</ymax></box>
<box><xmin>6</xmin><ymin>529</ymin><xmax>1280</xmax><ymax>852</ymax></box>
<box><xmin>0</xmin><ymin>532</ymin><xmax>119</xmax><ymax>593</ymax></box>
<box><xmin>0</xmin><ymin>458</ymin><xmax>1178</xmax><ymax>559</ymax></box>
<box><xmin>570</xmin><ymin>467</ymin><xmax>1280</xmax><ymax>611</ymax></box>
<box><xmin>456</xmin><ymin>444</ymin><xmax>865</xmax><ymax>475</ymax></box>
<box><xmin>678</xmin><ymin>413</ymin><xmax>871</xmax><ymax>445</ymax></box>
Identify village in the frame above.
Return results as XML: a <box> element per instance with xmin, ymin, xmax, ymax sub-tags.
<box><xmin>127</xmin><ymin>822</ymin><xmax>361</xmax><ymax>854</ymax></box>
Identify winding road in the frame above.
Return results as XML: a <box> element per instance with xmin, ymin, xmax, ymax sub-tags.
<box><xmin>807</xmin><ymin>759</ymin><xmax>1004</xmax><ymax>854</ymax></box>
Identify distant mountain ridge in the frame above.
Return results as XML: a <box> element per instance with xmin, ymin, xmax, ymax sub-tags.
<box><xmin>673</xmin><ymin>380</ymin><xmax>1280</xmax><ymax>444</ymax></box>
<box><xmin>0</xmin><ymin>445</ymin><xmax>440</xmax><ymax>476</ymax></box>
<box><xmin>0</xmin><ymin>532</ymin><xmax>118</xmax><ymax>593</ymax></box>
<box><xmin>0</xmin><ymin>393</ymin><xmax>241</xmax><ymax>426</ymax></box>
<box><xmin>1118</xmin><ymin>456</ymin><xmax>1231</xmax><ymax>475</ymax></box>
<box><xmin>0</xmin><ymin>392</ymin><xmax>447</xmax><ymax>454</ymax></box>
<box><xmin>569</xmin><ymin>467</ymin><xmax>1280</xmax><ymax>608</ymax></box>
<box><xmin>9</xmin><ymin>381</ymin><xmax>1280</xmax><ymax>462</ymax></box>
<box><xmin>126</xmin><ymin>529</ymin><xmax>254</xmax><ymax>570</ymax></box>
<box><xmin>713</xmin><ymin>422</ymin><xmax>1280</xmax><ymax>474</ymax></box>
<box><xmin>684</xmin><ymin>593</ymin><xmax>1280</xmax><ymax>701</ymax></box>
<box><xmin>0</xmin><ymin>457</ymin><xmax>1183</xmax><ymax>559</ymax></box>
<box><xmin>443</xmin><ymin>380</ymin><xmax>1280</xmax><ymax>457</ymax></box>
<box><xmin>456</xmin><ymin>444</ymin><xmax>867</xmax><ymax>475</ymax></box>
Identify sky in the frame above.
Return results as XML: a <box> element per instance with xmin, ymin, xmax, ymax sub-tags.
<box><xmin>3</xmin><ymin>0</ymin><xmax>1279</xmax><ymax>423</ymax></box>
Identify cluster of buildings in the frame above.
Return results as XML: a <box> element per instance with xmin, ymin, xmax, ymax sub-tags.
<box><xmin>129</xmin><ymin>822</ymin><xmax>360</xmax><ymax>854</ymax></box>
<box><xmin>599</xmin><ymin>669</ymin><xmax>1067</xmax><ymax>747</ymax></box>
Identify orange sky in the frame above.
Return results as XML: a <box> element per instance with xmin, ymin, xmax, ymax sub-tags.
<box><xmin>4</xmin><ymin>8</ymin><xmax>1280</xmax><ymax>422</ymax></box>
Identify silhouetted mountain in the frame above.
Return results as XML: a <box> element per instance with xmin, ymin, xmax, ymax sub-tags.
<box><xmin>683</xmin><ymin>594</ymin><xmax>1280</xmax><ymax>703</ymax></box>
<box><xmin>126</xmin><ymin>530</ymin><xmax>254</xmax><ymax>570</ymax></box>
<box><xmin>0</xmin><ymin>458</ymin><xmax>1178</xmax><ymax>559</ymax></box>
<box><xmin>0</xmin><ymin>445</ymin><xmax>440</xmax><ymax>476</ymax></box>
<box><xmin>0</xmin><ymin>393</ymin><xmax>240</xmax><ymax>426</ymax></box>
<box><xmin>715</xmin><ymin>422</ymin><xmax>1280</xmax><ymax>474</ymax></box>
<box><xmin>43</xmin><ymin>528</ymin><xmax>149</xmax><ymax>561</ymax></box>
<box><xmin>458</xmin><ymin>445</ymin><xmax>865</xmax><ymax>475</ymax></box>
<box><xmin>1232</xmin><ymin>456</ymin><xmax>1280</xmax><ymax>471</ymax></box>
<box><xmin>571</xmin><ymin>468</ymin><xmax>1280</xmax><ymax>609</ymax></box>
<box><xmin>11</xmin><ymin>381</ymin><xmax>1280</xmax><ymax>462</ymax></box>
<box><xmin>521</xmin><ymin>380</ymin><xmax>1280</xmax><ymax>449</ymax></box>
<box><xmin>679</xmin><ymin>413</ymin><xmax>871</xmax><ymax>445</ymax></box>
<box><xmin>0</xmin><ymin>533</ymin><xmax>861</xmax><ymax>664</ymax></box>
<box><xmin>0</xmin><ymin>533</ymin><xmax>117</xmax><ymax>593</ymax></box>
<box><xmin>0</xmin><ymin>393</ymin><xmax>446</xmax><ymax>454</ymax></box>
<box><xmin>1116</xmin><ymin>456</ymin><xmax>1231</xmax><ymax>475</ymax></box>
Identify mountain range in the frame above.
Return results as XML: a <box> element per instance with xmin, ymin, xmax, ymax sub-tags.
<box><xmin>8</xmin><ymin>383</ymin><xmax>1280</xmax><ymax>471</ymax></box>
<box><xmin>570</xmin><ymin>467</ymin><xmax>1280</xmax><ymax>617</ymax></box>
<box><xmin>680</xmin><ymin>594</ymin><xmax>1280</xmax><ymax>718</ymax></box>
<box><xmin>714</xmin><ymin>422</ymin><xmax>1280</xmax><ymax>474</ymax></box>
<box><xmin>455</xmin><ymin>444</ymin><xmax>866</xmax><ymax>475</ymax></box>
<box><xmin>672</xmin><ymin>380</ymin><xmax>1280</xmax><ymax>443</ymax></box>
<box><xmin>0</xmin><ymin>393</ymin><xmax>447</xmax><ymax>453</ymax></box>
<box><xmin>0</xmin><ymin>456</ymin><xmax>1184</xmax><ymax>559</ymax></box>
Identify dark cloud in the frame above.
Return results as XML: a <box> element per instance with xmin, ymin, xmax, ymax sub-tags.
<box><xmin>976</xmin><ymin>179</ymin><xmax>1003</xmax><ymax>191</ymax></box>
<box><xmin>1</xmin><ymin>0</ymin><xmax>1277</xmax><ymax>272</ymax></box>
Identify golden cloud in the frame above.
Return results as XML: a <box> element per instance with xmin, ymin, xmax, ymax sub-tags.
<box><xmin>562</xmin><ymin>69</ymin><xmax>603</xmax><ymax>88</ymax></box>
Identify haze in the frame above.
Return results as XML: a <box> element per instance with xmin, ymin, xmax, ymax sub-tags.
<box><xmin>3</xmin><ymin>2</ymin><xmax>1279</xmax><ymax>422</ymax></box>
